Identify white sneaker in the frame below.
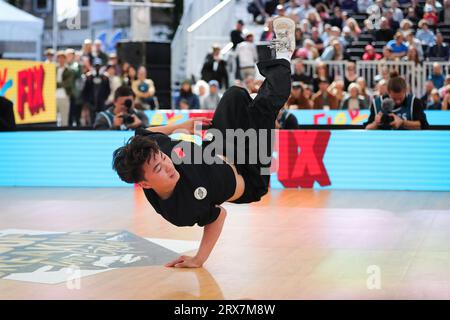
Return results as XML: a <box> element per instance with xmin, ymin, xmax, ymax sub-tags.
<box><xmin>270</xmin><ymin>17</ymin><xmax>296</xmax><ymax>58</ymax></box>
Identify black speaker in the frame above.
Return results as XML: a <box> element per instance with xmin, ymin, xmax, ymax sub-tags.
<box><xmin>117</xmin><ymin>41</ymin><xmax>172</xmax><ymax>109</ymax></box>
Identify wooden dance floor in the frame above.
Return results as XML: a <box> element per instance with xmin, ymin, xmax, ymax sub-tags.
<box><xmin>0</xmin><ymin>187</ymin><xmax>449</xmax><ymax>300</ymax></box>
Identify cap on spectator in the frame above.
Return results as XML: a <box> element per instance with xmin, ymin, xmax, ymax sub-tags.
<box><xmin>109</xmin><ymin>53</ymin><xmax>118</xmax><ymax>59</ymax></box>
<box><xmin>331</xmin><ymin>26</ymin><xmax>341</xmax><ymax>33</ymax></box>
<box><xmin>245</xmin><ymin>31</ymin><xmax>254</xmax><ymax>39</ymax></box>
<box><xmin>56</xmin><ymin>50</ymin><xmax>66</xmax><ymax>58</ymax></box>
<box><xmin>343</xmin><ymin>26</ymin><xmax>351</xmax><ymax>34</ymax></box>
<box><xmin>324</xmin><ymin>23</ymin><xmax>332</xmax><ymax>30</ymax></box>
<box><xmin>84</xmin><ymin>39</ymin><xmax>92</xmax><ymax>45</ymax></box>
<box><xmin>237</xmin><ymin>19</ymin><xmax>244</xmax><ymax>26</ymax></box>
<box><xmin>181</xmin><ymin>79</ymin><xmax>192</xmax><ymax>85</ymax></box>
<box><xmin>208</xmin><ymin>80</ymin><xmax>219</xmax><ymax>87</ymax></box>
<box><xmin>94</xmin><ymin>39</ymin><xmax>102</xmax><ymax>45</ymax></box>
<box><xmin>65</xmin><ymin>48</ymin><xmax>75</xmax><ymax>55</ymax></box>
<box><xmin>292</xmin><ymin>81</ymin><xmax>302</xmax><ymax>88</ymax></box>
<box><xmin>212</xmin><ymin>43</ymin><xmax>221</xmax><ymax>50</ymax></box>
<box><xmin>44</xmin><ymin>48</ymin><xmax>55</xmax><ymax>56</ymax></box>
<box><xmin>319</xmin><ymin>78</ymin><xmax>330</xmax><ymax>84</ymax></box>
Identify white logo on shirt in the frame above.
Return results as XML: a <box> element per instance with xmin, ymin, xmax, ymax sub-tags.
<box><xmin>194</xmin><ymin>187</ymin><xmax>207</xmax><ymax>200</ymax></box>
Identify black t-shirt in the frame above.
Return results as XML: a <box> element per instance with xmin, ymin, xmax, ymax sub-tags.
<box><xmin>135</xmin><ymin>129</ymin><xmax>237</xmax><ymax>227</ymax></box>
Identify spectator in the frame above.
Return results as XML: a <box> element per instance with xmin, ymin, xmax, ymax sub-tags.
<box><xmin>390</xmin><ymin>0</ymin><xmax>404</xmax><ymax>22</ymax></box>
<box><xmin>82</xmin><ymin>58</ymin><xmax>111</xmax><ymax>126</ymax></box>
<box><xmin>194</xmin><ymin>80</ymin><xmax>209</xmax><ymax>110</ymax></box>
<box><xmin>385</xmin><ymin>9</ymin><xmax>400</xmax><ymax>31</ymax></box>
<box><xmin>132</xmin><ymin>66</ymin><xmax>157</xmax><ymax>110</ymax></box>
<box><xmin>56</xmin><ymin>51</ymin><xmax>75</xmax><ymax>127</ymax></box>
<box><xmin>362</xmin><ymin>44</ymin><xmax>382</xmax><ymax>60</ymax></box>
<box><xmin>230</xmin><ymin>20</ymin><xmax>245</xmax><ymax>50</ymax></box>
<box><xmin>312</xmin><ymin>78</ymin><xmax>339</xmax><ymax>109</ymax></box>
<box><xmin>426</xmin><ymin>88</ymin><xmax>442</xmax><ymax>109</ymax></box>
<box><xmin>341</xmin><ymin>83</ymin><xmax>368</xmax><ymax>110</ymax></box>
<box><xmin>428</xmin><ymin>32</ymin><xmax>450</xmax><ymax>61</ymax></box>
<box><xmin>411</xmin><ymin>0</ymin><xmax>424</xmax><ymax>20</ymax></box>
<box><xmin>320</xmin><ymin>39</ymin><xmax>344</xmax><ymax>61</ymax></box>
<box><xmin>356</xmin><ymin>77</ymin><xmax>373</xmax><ymax>107</ymax></box>
<box><xmin>275</xmin><ymin>3</ymin><xmax>286</xmax><ymax>17</ymax></box>
<box><xmin>316</xmin><ymin>3</ymin><xmax>330</xmax><ymax>21</ymax></box>
<box><xmin>387</xmin><ymin>32</ymin><xmax>408</xmax><ymax>59</ymax></box>
<box><xmin>442</xmin><ymin>88</ymin><xmax>450</xmax><ymax>110</ymax></box>
<box><xmin>399</xmin><ymin>19</ymin><xmax>414</xmax><ymax>37</ymax></box>
<box><xmin>201</xmin><ymin>44</ymin><xmax>229</xmax><ymax>89</ymax></box>
<box><xmin>405</xmin><ymin>31</ymin><xmax>425</xmax><ymax>61</ymax></box>
<box><xmin>310</xmin><ymin>27</ymin><xmax>325</xmax><ymax>54</ymax></box>
<box><xmin>374</xmin><ymin>17</ymin><xmax>395</xmax><ymax>42</ymax></box>
<box><xmin>343</xmin><ymin>62</ymin><xmax>358</xmax><ymax>90</ymax></box>
<box><xmin>321</xmin><ymin>24</ymin><xmax>333</xmax><ymax>44</ymax></box>
<box><xmin>357</xmin><ymin>0</ymin><xmax>374</xmax><ymax>13</ymax></box>
<box><xmin>423</xmin><ymin>3</ymin><xmax>439</xmax><ymax>26</ymax></box>
<box><xmin>260</xmin><ymin>19</ymin><xmax>275</xmax><ymax>41</ymax></box>
<box><xmin>327</xmin><ymin>6</ymin><xmax>344</xmax><ymax>28</ymax></box>
<box><xmin>345</xmin><ymin>17</ymin><xmax>361</xmax><ymax>38</ymax></box>
<box><xmin>108</xmin><ymin>53</ymin><xmax>122</xmax><ymax>76</ymax></box>
<box><xmin>416</xmin><ymin>20</ymin><xmax>436</xmax><ymax>47</ymax></box>
<box><xmin>421</xmin><ymin>80</ymin><xmax>435</xmax><ymax>106</ymax></box>
<box><xmin>298</xmin><ymin>0</ymin><xmax>317</xmax><ymax>21</ymax></box>
<box><xmin>296</xmin><ymin>39</ymin><xmax>319</xmax><ymax>60</ymax></box>
<box><xmin>341</xmin><ymin>26</ymin><xmax>355</xmax><ymax>48</ymax></box>
<box><xmin>93</xmin><ymin>39</ymin><xmax>108</xmax><ymax>66</ymax></box>
<box><xmin>105</xmin><ymin>64</ymin><xmax>123</xmax><ymax>106</ymax></box>
<box><xmin>44</xmin><ymin>48</ymin><xmax>55</xmax><ymax>63</ymax></box>
<box><xmin>405</xmin><ymin>6</ymin><xmax>420</xmax><ymax>25</ymax></box>
<box><xmin>403</xmin><ymin>46</ymin><xmax>421</xmax><ymax>65</ymax></box>
<box><xmin>202</xmin><ymin>80</ymin><xmax>222</xmax><ymax>110</ymax></box>
<box><xmin>122</xmin><ymin>65</ymin><xmax>137</xmax><ymax>87</ymax></box>
<box><xmin>340</xmin><ymin>0</ymin><xmax>358</xmax><ymax>14</ymax></box>
<box><xmin>66</xmin><ymin>48</ymin><xmax>83</xmax><ymax>127</ymax></box>
<box><xmin>303</xmin><ymin>85</ymin><xmax>314</xmax><ymax>104</ymax></box>
<box><xmin>285</xmin><ymin>0</ymin><xmax>301</xmax><ymax>19</ymax></box>
<box><xmin>313</xmin><ymin>62</ymin><xmax>332</xmax><ymax>92</ymax></box>
<box><xmin>0</xmin><ymin>96</ymin><xmax>16</xmax><ymax>131</ymax></box>
<box><xmin>438</xmin><ymin>75</ymin><xmax>450</xmax><ymax>98</ymax></box>
<box><xmin>175</xmin><ymin>80</ymin><xmax>200</xmax><ymax>109</ymax></box>
<box><xmin>306</xmin><ymin>11</ymin><xmax>322</xmax><ymax>32</ymax></box>
<box><xmin>292</xmin><ymin>59</ymin><xmax>313</xmax><ymax>85</ymax></box>
<box><xmin>81</xmin><ymin>39</ymin><xmax>94</xmax><ymax>65</ymax></box>
<box><xmin>286</xmin><ymin>82</ymin><xmax>313</xmax><ymax>109</ymax></box>
<box><xmin>94</xmin><ymin>85</ymin><xmax>148</xmax><ymax>130</ymax></box>
<box><xmin>236</xmin><ymin>33</ymin><xmax>258</xmax><ymax>80</ymax></box>
<box><xmin>428</xmin><ymin>63</ymin><xmax>446</xmax><ymax>89</ymax></box>
<box><xmin>295</xmin><ymin>27</ymin><xmax>304</xmax><ymax>49</ymax></box>
<box><xmin>374</xmin><ymin>79</ymin><xmax>388</xmax><ymax>96</ymax></box>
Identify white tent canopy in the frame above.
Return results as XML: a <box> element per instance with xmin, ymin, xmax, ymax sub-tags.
<box><xmin>0</xmin><ymin>0</ymin><xmax>44</xmax><ymax>60</ymax></box>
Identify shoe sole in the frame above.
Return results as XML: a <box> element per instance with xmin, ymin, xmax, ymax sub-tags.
<box><xmin>272</xmin><ymin>17</ymin><xmax>296</xmax><ymax>51</ymax></box>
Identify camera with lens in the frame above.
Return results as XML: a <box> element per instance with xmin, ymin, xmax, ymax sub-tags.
<box><xmin>379</xmin><ymin>98</ymin><xmax>395</xmax><ymax>130</ymax></box>
<box><xmin>120</xmin><ymin>99</ymin><xmax>135</xmax><ymax>125</ymax></box>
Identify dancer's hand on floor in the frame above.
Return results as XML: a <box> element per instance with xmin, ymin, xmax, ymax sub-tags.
<box><xmin>165</xmin><ymin>255</ymin><xmax>204</xmax><ymax>268</ymax></box>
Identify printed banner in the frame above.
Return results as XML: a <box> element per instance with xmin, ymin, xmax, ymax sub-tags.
<box><xmin>0</xmin><ymin>59</ymin><xmax>57</xmax><ymax>125</ymax></box>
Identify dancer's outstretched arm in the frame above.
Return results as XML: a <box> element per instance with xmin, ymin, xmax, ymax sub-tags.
<box><xmin>145</xmin><ymin>117</ymin><xmax>212</xmax><ymax>135</ymax></box>
<box><xmin>165</xmin><ymin>206</ymin><xmax>227</xmax><ymax>268</ymax></box>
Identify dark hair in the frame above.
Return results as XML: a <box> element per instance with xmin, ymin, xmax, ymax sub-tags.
<box><xmin>387</xmin><ymin>71</ymin><xmax>407</xmax><ymax>93</ymax></box>
<box><xmin>112</xmin><ymin>135</ymin><xmax>160</xmax><ymax>183</ymax></box>
<box><xmin>114</xmin><ymin>85</ymin><xmax>134</xmax><ymax>101</ymax></box>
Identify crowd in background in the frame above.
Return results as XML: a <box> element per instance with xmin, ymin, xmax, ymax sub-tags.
<box><xmin>46</xmin><ymin>0</ymin><xmax>450</xmax><ymax>130</ymax></box>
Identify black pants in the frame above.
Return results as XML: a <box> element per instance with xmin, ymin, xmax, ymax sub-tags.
<box><xmin>210</xmin><ymin>59</ymin><xmax>291</xmax><ymax>204</ymax></box>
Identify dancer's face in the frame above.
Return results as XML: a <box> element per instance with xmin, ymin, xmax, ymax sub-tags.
<box><xmin>139</xmin><ymin>151</ymin><xmax>180</xmax><ymax>191</ymax></box>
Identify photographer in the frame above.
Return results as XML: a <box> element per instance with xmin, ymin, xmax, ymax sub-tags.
<box><xmin>364</xmin><ymin>72</ymin><xmax>429</xmax><ymax>130</ymax></box>
<box><xmin>94</xmin><ymin>85</ymin><xmax>149</xmax><ymax>130</ymax></box>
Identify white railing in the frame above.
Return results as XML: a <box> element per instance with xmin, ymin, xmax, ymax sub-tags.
<box><xmin>301</xmin><ymin>60</ymin><xmax>348</xmax><ymax>81</ymax></box>
<box><xmin>357</xmin><ymin>60</ymin><xmax>420</xmax><ymax>96</ymax></box>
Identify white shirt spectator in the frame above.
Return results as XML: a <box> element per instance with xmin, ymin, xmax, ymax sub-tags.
<box><xmin>236</xmin><ymin>41</ymin><xmax>258</xmax><ymax>69</ymax></box>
